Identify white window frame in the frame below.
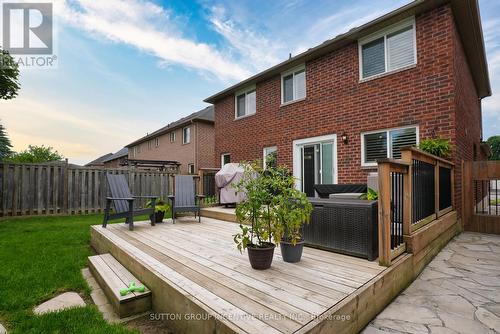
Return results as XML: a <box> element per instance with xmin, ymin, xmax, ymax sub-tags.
<box><xmin>188</xmin><ymin>163</ymin><xmax>195</xmax><ymax>174</ymax></box>
<box><xmin>182</xmin><ymin>126</ymin><xmax>191</xmax><ymax>144</ymax></box>
<box><xmin>234</xmin><ymin>85</ymin><xmax>256</xmax><ymax>119</ymax></box>
<box><xmin>281</xmin><ymin>64</ymin><xmax>306</xmax><ymax>105</ymax></box>
<box><xmin>361</xmin><ymin>125</ymin><xmax>419</xmax><ymax>167</ymax></box>
<box><xmin>221</xmin><ymin>153</ymin><xmax>231</xmax><ymax>166</ymax></box>
<box><xmin>155</xmin><ymin>138</ymin><xmax>159</xmax><ymax>147</ymax></box>
<box><xmin>358</xmin><ymin>17</ymin><xmax>417</xmax><ymax>81</ymax></box>
<box><xmin>170</xmin><ymin>131</ymin><xmax>176</xmax><ymax>143</ymax></box>
<box><xmin>292</xmin><ymin>134</ymin><xmax>338</xmax><ymax>191</ymax></box>
<box><xmin>263</xmin><ymin>146</ymin><xmax>277</xmax><ymax>169</ymax></box>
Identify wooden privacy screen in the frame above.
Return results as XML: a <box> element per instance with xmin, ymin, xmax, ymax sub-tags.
<box><xmin>463</xmin><ymin>160</ymin><xmax>500</xmax><ymax>234</ymax></box>
<box><xmin>0</xmin><ymin>163</ymin><xmax>174</xmax><ymax>217</ymax></box>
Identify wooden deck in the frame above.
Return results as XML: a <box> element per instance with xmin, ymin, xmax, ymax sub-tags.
<box><xmin>90</xmin><ymin>217</ymin><xmax>395</xmax><ymax>333</ymax></box>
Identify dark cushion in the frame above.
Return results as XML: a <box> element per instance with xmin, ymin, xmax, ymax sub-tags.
<box><xmin>313</xmin><ymin>184</ymin><xmax>368</xmax><ymax>198</ymax></box>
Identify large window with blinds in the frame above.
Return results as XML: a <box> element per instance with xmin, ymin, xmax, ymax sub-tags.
<box><xmin>361</xmin><ymin>126</ymin><xmax>418</xmax><ymax>166</ymax></box>
<box><xmin>359</xmin><ymin>17</ymin><xmax>416</xmax><ymax>80</ymax></box>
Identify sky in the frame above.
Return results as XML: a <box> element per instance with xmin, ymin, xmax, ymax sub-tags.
<box><xmin>0</xmin><ymin>0</ymin><xmax>499</xmax><ymax>165</ymax></box>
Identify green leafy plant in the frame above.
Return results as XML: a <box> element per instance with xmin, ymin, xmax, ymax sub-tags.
<box><xmin>491</xmin><ymin>199</ymin><xmax>500</xmax><ymax>206</ymax></box>
<box><xmin>203</xmin><ymin>195</ymin><xmax>218</xmax><ymax>206</ymax></box>
<box><xmin>487</xmin><ymin>135</ymin><xmax>500</xmax><ymax>161</ymax></box>
<box><xmin>359</xmin><ymin>188</ymin><xmax>378</xmax><ymax>201</ymax></box>
<box><xmin>0</xmin><ymin>48</ymin><xmax>21</xmax><ymax>100</ymax></box>
<box><xmin>146</xmin><ymin>199</ymin><xmax>170</xmax><ymax>213</ymax></box>
<box><xmin>5</xmin><ymin>145</ymin><xmax>64</xmax><ymax>163</ymax></box>
<box><xmin>274</xmin><ymin>187</ymin><xmax>313</xmax><ymax>245</ymax></box>
<box><xmin>419</xmin><ymin>138</ymin><xmax>452</xmax><ymax>158</ymax></box>
<box><xmin>233</xmin><ymin>162</ymin><xmax>279</xmax><ymax>252</ymax></box>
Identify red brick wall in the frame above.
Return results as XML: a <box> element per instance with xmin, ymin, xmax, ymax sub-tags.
<box><xmin>452</xmin><ymin>20</ymin><xmax>485</xmax><ymax>214</ymax></box>
<box><xmin>216</xmin><ymin>6</ymin><xmax>456</xmax><ymax>172</ymax></box>
<box><xmin>196</xmin><ymin>121</ymin><xmax>216</xmax><ymax>170</ymax></box>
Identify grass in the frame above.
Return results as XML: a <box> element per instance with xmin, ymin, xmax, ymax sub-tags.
<box><xmin>0</xmin><ymin>214</ymin><xmax>150</xmax><ymax>334</ymax></box>
<box><xmin>491</xmin><ymin>199</ymin><xmax>500</xmax><ymax>206</ymax></box>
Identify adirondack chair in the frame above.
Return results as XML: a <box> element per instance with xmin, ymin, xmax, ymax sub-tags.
<box><xmin>168</xmin><ymin>175</ymin><xmax>204</xmax><ymax>223</ymax></box>
<box><xmin>102</xmin><ymin>174</ymin><xmax>158</xmax><ymax>231</ymax></box>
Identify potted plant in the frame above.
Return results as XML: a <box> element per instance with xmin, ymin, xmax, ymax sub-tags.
<box><xmin>419</xmin><ymin>138</ymin><xmax>452</xmax><ymax>158</ymax></box>
<box><xmin>146</xmin><ymin>199</ymin><xmax>170</xmax><ymax>223</ymax></box>
<box><xmin>274</xmin><ymin>183</ymin><xmax>313</xmax><ymax>263</ymax></box>
<box><xmin>233</xmin><ymin>162</ymin><xmax>280</xmax><ymax>270</ymax></box>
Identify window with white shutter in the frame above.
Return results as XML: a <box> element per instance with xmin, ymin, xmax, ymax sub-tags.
<box><xmin>282</xmin><ymin>65</ymin><xmax>306</xmax><ymax>104</ymax></box>
<box><xmin>362</xmin><ymin>126</ymin><xmax>418</xmax><ymax>166</ymax></box>
<box><xmin>359</xmin><ymin>18</ymin><xmax>416</xmax><ymax>80</ymax></box>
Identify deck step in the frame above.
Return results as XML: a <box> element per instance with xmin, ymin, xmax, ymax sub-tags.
<box><xmin>200</xmin><ymin>207</ymin><xmax>237</xmax><ymax>223</ymax></box>
<box><xmin>88</xmin><ymin>253</ymin><xmax>151</xmax><ymax>318</ymax></box>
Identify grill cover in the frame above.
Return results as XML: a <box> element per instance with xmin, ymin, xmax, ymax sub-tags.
<box><xmin>215</xmin><ymin>163</ymin><xmax>246</xmax><ymax>204</ymax></box>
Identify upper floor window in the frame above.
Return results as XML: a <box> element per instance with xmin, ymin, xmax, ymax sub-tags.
<box><xmin>170</xmin><ymin>132</ymin><xmax>176</xmax><ymax>142</ymax></box>
<box><xmin>361</xmin><ymin>126</ymin><xmax>418</xmax><ymax>166</ymax></box>
<box><xmin>133</xmin><ymin>147</ymin><xmax>137</xmax><ymax>158</ymax></box>
<box><xmin>221</xmin><ymin>153</ymin><xmax>231</xmax><ymax>166</ymax></box>
<box><xmin>183</xmin><ymin>126</ymin><xmax>191</xmax><ymax>144</ymax></box>
<box><xmin>148</xmin><ymin>140</ymin><xmax>152</xmax><ymax>150</ymax></box>
<box><xmin>155</xmin><ymin>138</ymin><xmax>159</xmax><ymax>147</ymax></box>
<box><xmin>188</xmin><ymin>163</ymin><xmax>195</xmax><ymax>174</ymax></box>
<box><xmin>235</xmin><ymin>86</ymin><xmax>256</xmax><ymax>119</ymax></box>
<box><xmin>282</xmin><ymin>65</ymin><xmax>305</xmax><ymax>104</ymax></box>
<box><xmin>359</xmin><ymin>18</ymin><xmax>416</xmax><ymax>80</ymax></box>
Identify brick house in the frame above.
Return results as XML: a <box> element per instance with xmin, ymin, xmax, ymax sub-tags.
<box><xmin>204</xmin><ymin>0</ymin><xmax>491</xmax><ymax>213</ymax></box>
<box><xmin>126</xmin><ymin>106</ymin><xmax>215</xmax><ymax>174</ymax></box>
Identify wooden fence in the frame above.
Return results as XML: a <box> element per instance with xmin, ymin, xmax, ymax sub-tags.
<box><xmin>0</xmin><ymin>162</ymin><xmax>174</xmax><ymax>217</ymax></box>
<box><xmin>463</xmin><ymin>160</ymin><xmax>500</xmax><ymax>234</ymax></box>
<box><xmin>377</xmin><ymin>147</ymin><xmax>455</xmax><ymax>266</ymax></box>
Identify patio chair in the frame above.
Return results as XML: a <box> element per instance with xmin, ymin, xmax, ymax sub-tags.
<box><xmin>102</xmin><ymin>174</ymin><xmax>158</xmax><ymax>231</ymax></box>
<box><xmin>169</xmin><ymin>175</ymin><xmax>205</xmax><ymax>223</ymax></box>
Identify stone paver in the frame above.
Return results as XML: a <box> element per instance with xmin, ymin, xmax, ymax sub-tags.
<box><xmin>363</xmin><ymin>232</ymin><xmax>500</xmax><ymax>334</ymax></box>
<box><xmin>33</xmin><ymin>292</ymin><xmax>86</xmax><ymax>315</ymax></box>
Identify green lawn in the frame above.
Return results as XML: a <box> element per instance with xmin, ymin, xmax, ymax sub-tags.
<box><xmin>0</xmin><ymin>214</ymin><xmax>144</xmax><ymax>334</ymax></box>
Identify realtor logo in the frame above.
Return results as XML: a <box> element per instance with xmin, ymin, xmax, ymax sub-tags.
<box><xmin>2</xmin><ymin>2</ymin><xmax>53</xmax><ymax>54</ymax></box>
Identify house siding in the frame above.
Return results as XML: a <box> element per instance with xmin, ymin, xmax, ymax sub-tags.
<box><xmin>213</xmin><ymin>5</ymin><xmax>484</xmax><ymax>214</ymax></box>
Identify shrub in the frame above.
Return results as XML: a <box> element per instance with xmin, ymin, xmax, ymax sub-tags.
<box><xmin>419</xmin><ymin>138</ymin><xmax>451</xmax><ymax>158</ymax></box>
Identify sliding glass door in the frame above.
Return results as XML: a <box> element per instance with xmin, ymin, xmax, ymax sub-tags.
<box><xmin>300</xmin><ymin>141</ymin><xmax>335</xmax><ymax>197</ymax></box>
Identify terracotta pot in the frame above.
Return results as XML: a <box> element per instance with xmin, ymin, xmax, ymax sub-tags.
<box><xmin>247</xmin><ymin>243</ymin><xmax>275</xmax><ymax>270</ymax></box>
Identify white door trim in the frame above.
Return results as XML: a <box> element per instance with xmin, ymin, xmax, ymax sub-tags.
<box><xmin>292</xmin><ymin>134</ymin><xmax>338</xmax><ymax>191</ymax></box>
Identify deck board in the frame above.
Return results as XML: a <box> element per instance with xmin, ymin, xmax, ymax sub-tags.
<box><xmin>93</xmin><ymin>217</ymin><xmax>384</xmax><ymax>333</ymax></box>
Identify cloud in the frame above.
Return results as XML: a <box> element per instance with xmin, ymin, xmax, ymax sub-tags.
<box><xmin>208</xmin><ymin>5</ymin><xmax>283</xmax><ymax>71</ymax></box>
<box><xmin>0</xmin><ymin>96</ymin><xmax>151</xmax><ymax>164</ymax></box>
<box><xmin>55</xmin><ymin>0</ymin><xmax>250</xmax><ymax>81</ymax></box>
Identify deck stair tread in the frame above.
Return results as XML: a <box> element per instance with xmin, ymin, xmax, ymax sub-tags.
<box><xmin>88</xmin><ymin>253</ymin><xmax>151</xmax><ymax>318</ymax></box>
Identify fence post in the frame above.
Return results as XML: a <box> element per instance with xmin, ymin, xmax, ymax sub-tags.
<box><xmin>378</xmin><ymin>161</ymin><xmax>392</xmax><ymax>267</ymax></box>
<box><xmin>462</xmin><ymin>161</ymin><xmax>473</xmax><ymax>230</ymax></box>
<box><xmin>63</xmin><ymin>160</ymin><xmax>70</xmax><ymax>215</ymax></box>
<box><xmin>401</xmin><ymin>150</ymin><xmax>412</xmax><ymax>238</ymax></box>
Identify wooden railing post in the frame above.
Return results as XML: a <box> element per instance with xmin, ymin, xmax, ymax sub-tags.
<box><xmin>401</xmin><ymin>150</ymin><xmax>413</xmax><ymax>237</ymax></box>
<box><xmin>378</xmin><ymin>162</ymin><xmax>392</xmax><ymax>266</ymax></box>
<box><xmin>435</xmin><ymin>161</ymin><xmax>440</xmax><ymax>219</ymax></box>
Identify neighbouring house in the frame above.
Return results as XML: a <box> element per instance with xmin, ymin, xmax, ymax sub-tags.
<box><xmin>126</xmin><ymin>106</ymin><xmax>215</xmax><ymax>174</ymax></box>
<box><xmin>204</xmin><ymin>0</ymin><xmax>491</xmax><ymax>215</ymax></box>
<box><xmin>101</xmin><ymin>148</ymin><xmax>129</xmax><ymax>169</ymax></box>
<box><xmin>85</xmin><ymin>153</ymin><xmax>113</xmax><ymax>167</ymax></box>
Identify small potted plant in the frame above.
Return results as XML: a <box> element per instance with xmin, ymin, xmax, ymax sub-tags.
<box><xmin>233</xmin><ymin>162</ymin><xmax>279</xmax><ymax>270</ymax></box>
<box><xmin>275</xmin><ymin>186</ymin><xmax>313</xmax><ymax>263</ymax></box>
<box><xmin>146</xmin><ymin>199</ymin><xmax>170</xmax><ymax>224</ymax></box>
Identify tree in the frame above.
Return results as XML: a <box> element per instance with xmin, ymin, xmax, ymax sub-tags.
<box><xmin>0</xmin><ymin>47</ymin><xmax>21</xmax><ymax>100</ymax></box>
<box><xmin>0</xmin><ymin>122</ymin><xmax>13</xmax><ymax>160</ymax></box>
<box><xmin>5</xmin><ymin>145</ymin><xmax>64</xmax><ymax>163</ymax></box>
<box><xmin>487</xmin><ymin>136</ymin><xmax>500</xmax><ymax>161</ymax></box>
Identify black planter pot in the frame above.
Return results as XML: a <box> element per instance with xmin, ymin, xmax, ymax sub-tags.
<box><xmin>150</xmin><ymin>211</ymin><xmax>165</xmax><ymax>224</ymax></box>
<box><xmin>280</xmin><ymin>239</ymin><xmax>305</xmax><ymax>263</ymax></box>
<box><xmin>247</xmin><ymin>243</ymin><xmax>275</xmax><ymax>270</ymax></box>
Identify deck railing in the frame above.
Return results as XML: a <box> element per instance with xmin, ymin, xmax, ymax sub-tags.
<box><xmin>377</xmin><ymin>147</ymin><xmax>454</xmax><ymax>266</ymax></box>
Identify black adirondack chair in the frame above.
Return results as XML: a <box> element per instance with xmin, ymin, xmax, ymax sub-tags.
<box><xmin>169</xmin><ymin>175</ymin><xmax>204</xmax><ymax>223</ymax></box>
<box><xmin>102</xmin><ymin>174</ymin><xmax>158</xmax><ymax>231</ymax></box>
